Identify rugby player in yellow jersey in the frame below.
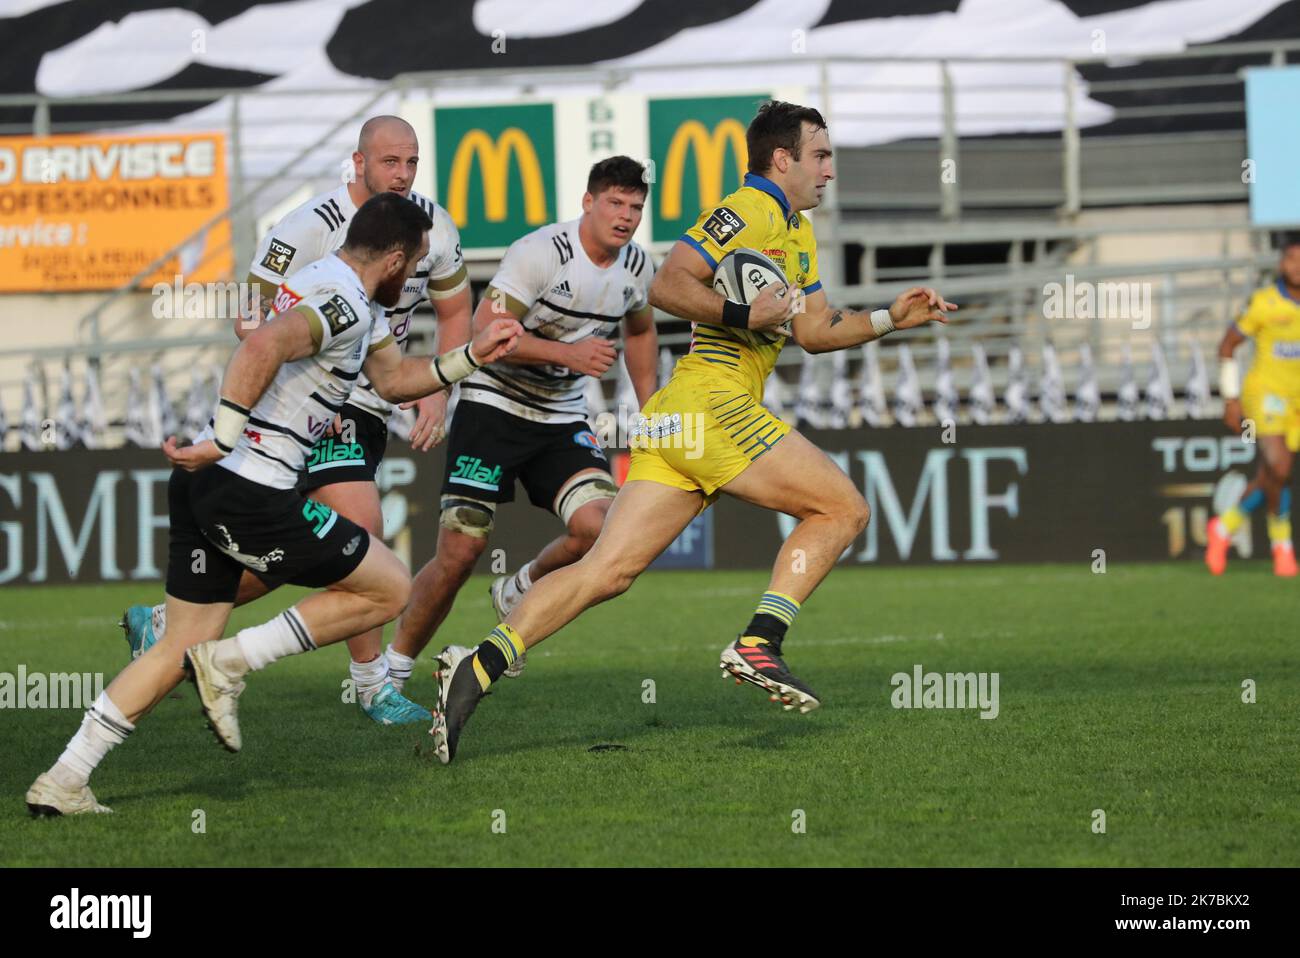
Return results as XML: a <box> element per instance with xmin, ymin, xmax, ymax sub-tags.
<box><xmin>428</xmin><ymin>100</ymin><xmax>955</xmax><ymax>763</ymax></box>
<box><xmin>1206</xmin><ymin>235</ymin><xmax>1300</xmax><ymax>577</ymax></box>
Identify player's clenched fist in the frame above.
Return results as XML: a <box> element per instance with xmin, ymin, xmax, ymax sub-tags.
<box><xmin>162</xmin><ymin>435</ymin><xmax>223</xmax><ymax>471</ymax></box>
<box><xmin>565</xmin><ymin>336</ymin><xmax>617</xmax><ymax>377</ymax></box>
<box><xmin>471</xmin><ymin>317</ymin><xmax>523</xmax><ymax>365</ymax></box>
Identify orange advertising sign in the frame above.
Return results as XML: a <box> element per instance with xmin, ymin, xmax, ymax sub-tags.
<box><xmin>0</xmin><ymin>131</ymin><xmax>233</xmax><ymax>292</ymax></box>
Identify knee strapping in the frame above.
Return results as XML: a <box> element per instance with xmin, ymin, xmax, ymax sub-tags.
<box><xmin>439</xmin><ymin>495</ymin><xmax>496</xmax><ymax>538</ymax></box>
<box><xmin>554</xmin><ymin>472</ymin><xmax>618</xmax><ymax>526</ymax></box>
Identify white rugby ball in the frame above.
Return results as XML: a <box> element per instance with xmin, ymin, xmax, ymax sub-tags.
<box><xmin>713</xmin><ymin>248</ymin><xmax>792</xmax><ymax>337</ymax></box>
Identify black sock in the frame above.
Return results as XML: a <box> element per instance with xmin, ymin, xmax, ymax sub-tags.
<box><xmin>742</xmin><ymin>613</ymin><xmax>788</xmax><ymax>647</ymax></box>
<box><xmin>470</xmin><ymin>625</ymin><xmax>525</xmax><ymax>690</ymax></box>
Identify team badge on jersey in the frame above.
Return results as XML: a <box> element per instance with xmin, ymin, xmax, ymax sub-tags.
<box><xmin>261</xmin><ymin>238</ymin><xmax>297</xmax><ymax>276</ymax></box>
<box><xmin>702</xmin><ymin>207</ymin><xmax>746</xmax><ymax>246</ymax></box>
<box><xmin>799</xmin><ymin>252</ymin><xmax>810</xmax><ymax>273</ymax></box>
<box><xmin>319</xmin><ymin>294</ymin><xmax>359</xmax><ymax>335</ymax></box>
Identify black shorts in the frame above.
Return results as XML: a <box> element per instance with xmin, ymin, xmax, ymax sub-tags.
<box><xmin>440</xmin><ymin>399</ymin><xmax>610</xmax><ymax>512</ymax></box>
<box><xmin>166</xmin><ymin>465</ymin><xmax>372</xmax><ymax>604</ymax></box>
<box><xmin>297</xmin><ymin>403</ymin><xmax>387</xmax><ymax>494</ymax></box>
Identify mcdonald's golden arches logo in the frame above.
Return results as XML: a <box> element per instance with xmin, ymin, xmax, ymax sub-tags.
<box><xmin>435</xmin><ymin>104</ymin><xmax>556</xmax><ymax>249</ymax></box>
<box><xmin>649</xmin><ymin>94</ymin><xmax>768</xmax><ymax>243</ymax></box>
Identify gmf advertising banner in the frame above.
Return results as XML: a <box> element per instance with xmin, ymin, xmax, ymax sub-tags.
<box><xmin>0</xmin><ymin>131</ymin><xmax>232</xmax><ymax>292</ymax></box>
<box><xmin>0</xmin><ymin>421</ymin><xmax>1278</xmax><ymax>585</ymax></box>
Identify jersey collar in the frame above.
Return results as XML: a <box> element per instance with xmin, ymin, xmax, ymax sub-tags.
<box><xmin>1277</xmin><ymin>279</ymin><xmax>1300</xmax><ymax>305</ymax></box>
<box><xmin>744</xmin><ymin>172</ymin><xmax>794</xmax><ymax>224</ymax></box>
<box><xmin>337</xmin><ymin>182</ymin><xmax>361</xmax><ymax>218</ymax></box>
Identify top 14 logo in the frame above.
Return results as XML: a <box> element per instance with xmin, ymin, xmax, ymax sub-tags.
<box><xmin>1153</xmin><ymin>435</ymin><xmax>1255</xmax><ymax>558</ymax></box>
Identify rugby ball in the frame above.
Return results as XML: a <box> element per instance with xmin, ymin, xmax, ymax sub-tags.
<box><xmin>713</xmin><ymin>248</ymin><xmax>792</xmax><ymax>337</ymax></box>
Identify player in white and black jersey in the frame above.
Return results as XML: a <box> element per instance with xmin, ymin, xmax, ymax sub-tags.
<box><xmin>26</xmin><ymin>193</ymin><xmax>521</xmax><ymax>816</ymax></box>
<box><xmin>243</xmin><ymin>117</ymin><xmax>470</xmax><ymax>449</ymax></box>
<box><xmin>387</xmin><ymin>157</ymin><xmax>659</xmax><ymax>684</ymax></box>
<box><xmin>120</xmin><ymin>115</ymin><xmax>471</xmax><ymax>726</ymax></box>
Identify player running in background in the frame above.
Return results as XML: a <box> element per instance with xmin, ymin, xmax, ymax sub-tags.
<box><xmin>121</xmin><ymin>115</ymin><xmax>472</xmax><ymax>724</ymax></box>
<box><xmin>387</xmin><ymin>156</ymin><xmax>658</xmax><ymax>686</ymax></box>
<box><xmin>1206</xmin><ymin>234</ymin><xmax>1300</xmax><ymax>577</ymax></box>
<box><xmin>428</xmin><ymin>101</ymin><xmax>954</xmax><ymax>763</ymax></box>
<box><xmin>26</xmin><ymin>194</ymin><xmax>520</xmax><ymax>816</ymax></box>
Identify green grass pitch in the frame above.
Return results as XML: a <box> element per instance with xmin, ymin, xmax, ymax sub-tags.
<box><xmin>1</xmin><ymin>562</ymin><xmax>1296</xmax><ymax>867</ymax></box>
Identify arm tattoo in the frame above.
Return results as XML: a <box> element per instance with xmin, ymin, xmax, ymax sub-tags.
<box><xmin>828</xmin><ymin>310</ymin><xmax>844</xmax><ymax>328</ymax></box>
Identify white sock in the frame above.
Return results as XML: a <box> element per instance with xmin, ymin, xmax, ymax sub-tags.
<box><xmin>152</xmin><ymin>602</ymin><xmax>167</xmax><ymax>641</ymax></box>
<box><xmin>213</xmin><ymin>638</ymin><xmax>252</xmax><ymax>677</ymax></box>
<box><xmin>52</xmin><ymin>692</ymin><xmax>134</xmax><ymax>788</ymax></box>
<box><xmin>233</xmin><ymin>608</ymin><xmax>315</xmax><ymax>672</ymax></box>
<box><xmin>503</xmin><ymin>562</ymin><xmax>534</xmax><ymax>607</ymax></box>
<box><xmin>350</xmin><ymin>654</ymin><xmax>390</xmax><ymax>705</ymax></box>
<box><xmin>386</xmin><ymin>645</ymin><xmax>415</xmax><ymax>693</ymax></box>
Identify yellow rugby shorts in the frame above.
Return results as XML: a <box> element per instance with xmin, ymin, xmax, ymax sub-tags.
<box><xmin>626</xmin><ymin>373</ymin><xmax>789</xmax><ymax>507</ymax></box>
<box><xmin>1241</xmin><ymin>374</ymin><xmax>1300</xmax><ymax>451</ymax></box>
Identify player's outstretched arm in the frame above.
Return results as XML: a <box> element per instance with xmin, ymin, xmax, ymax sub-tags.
<box><xmin>163</xmin><ymin>306</ymin><xmax>319</xmax><ymax>470</ymax></box>
<box><xmin>791</xmin><ymin>287</ymin><xmax>957</xmax><ymax>354</ymax></box>
<box><xmin>365</xmin><ymin>318</ymin><xmax>522</xmax><ymax>404</ymax></box>
<box><xmin>649</xmin><ymin>241</ymin><xmax>794</xmax><ymax>333</ymax></box>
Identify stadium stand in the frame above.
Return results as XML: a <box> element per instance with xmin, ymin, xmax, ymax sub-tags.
<box><xmin>2</xmin><ymin>1</ymin><xmax>1299</xmax><ymax>448</ymax></box>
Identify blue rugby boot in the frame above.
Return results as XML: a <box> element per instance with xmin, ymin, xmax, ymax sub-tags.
<box><xmin>119</xmin><ymin>605</ymin><xmax>158</xmax><ymax>659</ymax></box>
<box><xmin>362</xmin><ymin>682</ymin><xmax>432</xmax><ymax>725</ymax></box>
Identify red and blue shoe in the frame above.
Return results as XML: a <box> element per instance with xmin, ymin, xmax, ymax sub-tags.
<box><xmin>720</xmin><ymin>636</ymin><xmax>821</xmax><ymax>713</ymax></box>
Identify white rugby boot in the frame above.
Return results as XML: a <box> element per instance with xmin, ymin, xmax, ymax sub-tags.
<box><xmin>185</xmin><ymin>640</ymin><xmax>246</xmax><ymax>753</ymax></box>
<box><xmin>26</xmin><ymin>772</ymin><xmax>112</xmax><ymax>816</ymax></box>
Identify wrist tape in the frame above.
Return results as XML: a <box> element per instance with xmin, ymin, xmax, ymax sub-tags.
<box><xmin>1219</xmin><ymin>358</ymin><xmax>1241</xmax><ymax>400</ymax></box>
<box><xmin>213</xmin><ymin>398</ymin><xmax>250</xmax><ymax>454</ymax></box>
<box><xmin>721</xmin><ymin>300</ymin><xmax>750</xmax><ymax>330</ymax></box>
<box><xmin>430</xmin><ymin>343</ymin><xmax>482</xmax><ymax>387</ymax></box>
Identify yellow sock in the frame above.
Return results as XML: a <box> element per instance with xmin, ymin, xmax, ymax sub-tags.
<box><xmin>1220</xmin><ymin>506</ymin><xmax>1245</xmax><ymax>535</ymax></box>
<box><xmin>1267</xmin><ymin>512</ymin><xmax>1292</xmax><ymax>548</ymax></box>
